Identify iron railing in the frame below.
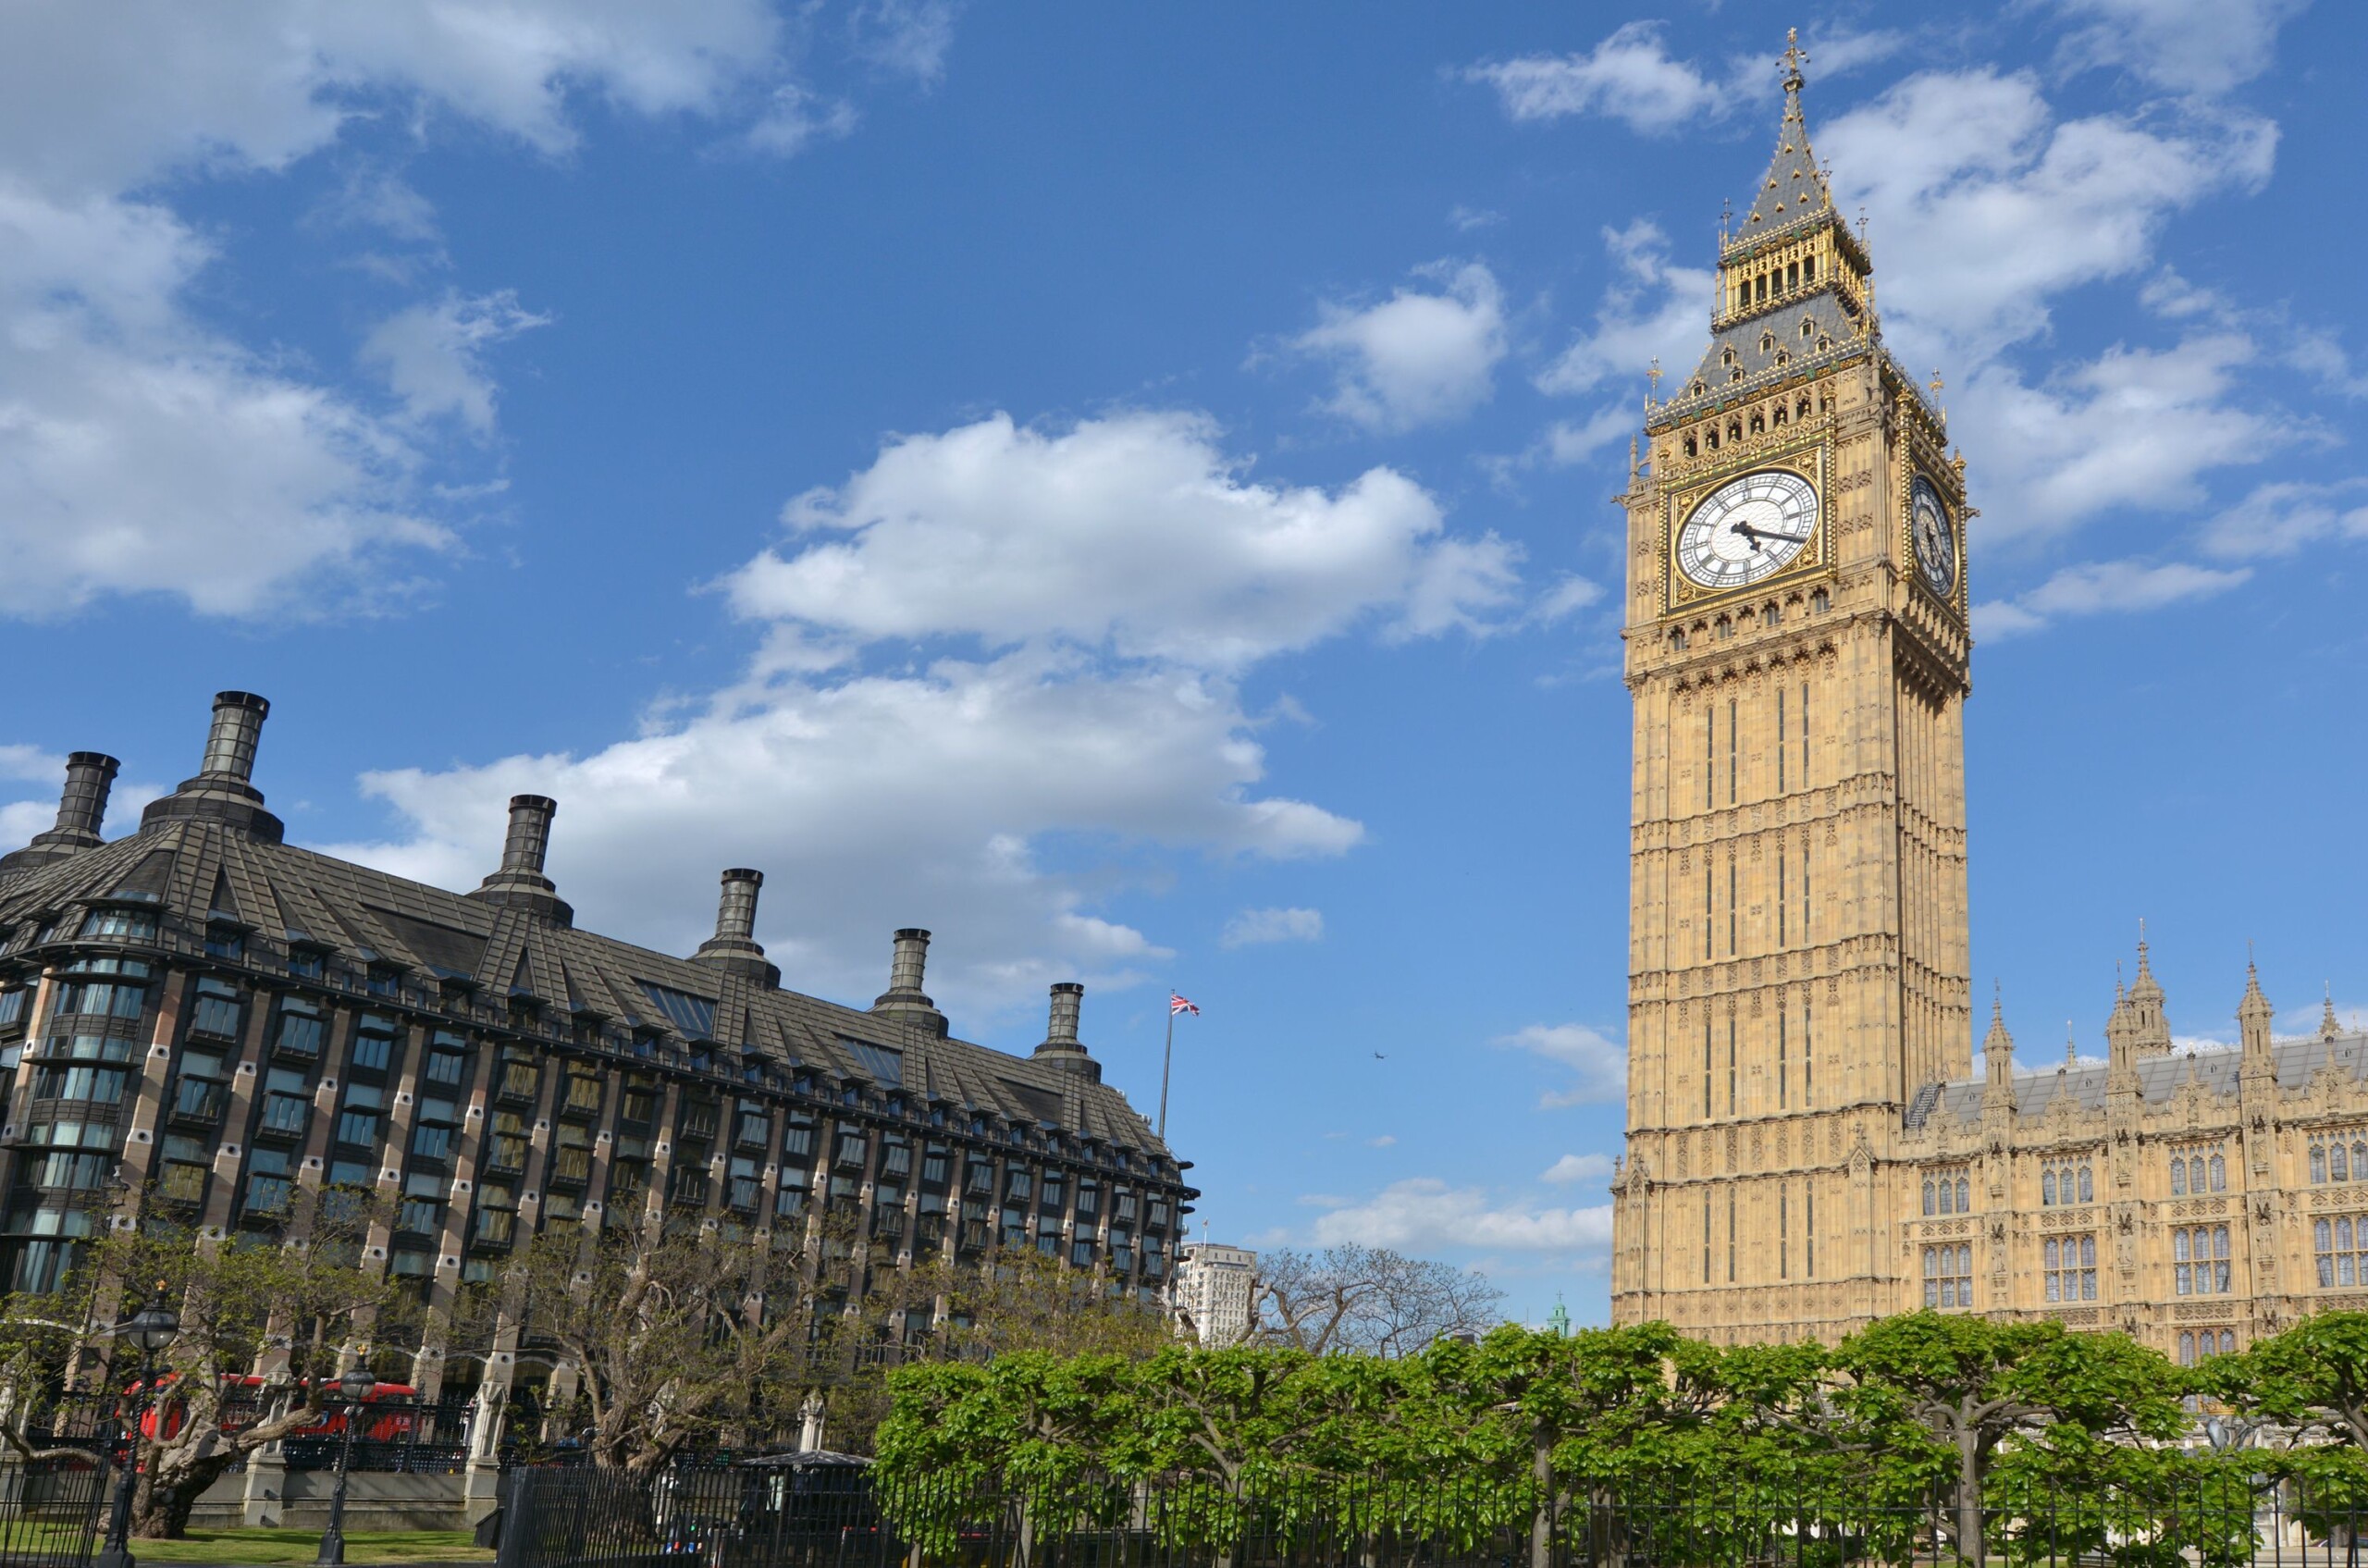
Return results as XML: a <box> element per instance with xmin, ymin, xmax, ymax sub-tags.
<box><xmin>492</xmin><ymin>1462</ymin><xmax>2368</xmax><ymax>1568</ymax></box>
<box><xmin>0</xmin><ymin>1456</ymin><xmax>112</xmax><ymax>1568</ymax></box>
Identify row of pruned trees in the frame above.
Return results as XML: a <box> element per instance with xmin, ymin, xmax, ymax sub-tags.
<box><xmin>876</xmin><ymin>1313</ymin><xmax>2368</xmax><ymax>1568</ymax></box>
<box><xmin>3</xmin><ymin>1205</ymin><xmax>1495</xmax><ymax>1536</ymax></box>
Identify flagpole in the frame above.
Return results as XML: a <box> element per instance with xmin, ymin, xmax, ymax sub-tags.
<box><xmin>1157</xmin><ymin>1002</ymin><xmax>1176</xmax><ymax>1142</ymax></box>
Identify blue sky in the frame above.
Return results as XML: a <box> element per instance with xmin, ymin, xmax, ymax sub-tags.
<box><xmin>1</xmin><ymin>0</ymin><xmax>2362</xmax><ymax>1327</ymax></box>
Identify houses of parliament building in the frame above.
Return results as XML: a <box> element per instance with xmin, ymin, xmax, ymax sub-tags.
<box><xmin>1605</xmin><ymin>41</ymin><xmax>2365</xmax><ymax>1364</ymax></box>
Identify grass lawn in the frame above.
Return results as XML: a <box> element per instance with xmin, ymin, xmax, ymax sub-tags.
<box><xmin>124</xmin><ymin>1528</ymin><xmax>491</xmax><ymax>1564</ymax></box>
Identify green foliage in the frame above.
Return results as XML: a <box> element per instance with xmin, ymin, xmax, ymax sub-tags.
<box><xmin>871</xmin><ymin>1307</ymin><xmax>2368</xmax><ymax>1568</ymax></box>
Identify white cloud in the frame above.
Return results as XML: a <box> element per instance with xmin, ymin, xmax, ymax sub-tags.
<box><xmin>1310</xmin><ymin>1178</ymin><xmax>1614</xmax><ymax>1254</ymax></box>
<box><xmin>1219</xmin><ymin>907</ymin><xmax>1324</xmax><ymax>949</ymax></box>
<box><xmin>849</xmin><ymin>0</ymin><xmax>960</xmax><ymax>86</ymax></box>
<box><xmin>326</xmin><ymin>649</ymin><xmax>1359</xmax><ymax>1018</ymax></box>
<box><xmin>1821</xmin><ymin>69</ymin><xmax>2277</xmax><ymax>367</ymax></box>
<box><xmin>1536</xmin><ymin>220</ymin><xmax>1710</xmax><ymax>399</ymax></box>
<box><xmin>327</xmin><ymin>410</ymin><xmax>1533</xmax><ymax>1019</ymax></box>
<box><xmin>361</xmin><ymin>290</ymin><xmax>552</xmax><ymax>434</ymax></box>
<box><xmin>0</xmin><ymin>745</ymin><xmax>66</xmax><ymax>785</ymax></box>
<box><xmin>1290</xmin><ymin>263</ymin><xmax>1507</xmax><ymax>432</ymax></box>
<box><xmin>2046</xmin><ymin>0</ymin><xmax>2307</xmax><ymax>94</ymax></box>
<box><xmin>1955</xmin><ymin>337</ymin><xmax>2282</xmax><ymax>544</ymax></box>
<box><xmin>746</xmin><ymin>84</ymin><xmax>860</xmax><ymax>156</ymax></box>
<box><xmin>1367</xmin><ymin>1134</ymin><xmax>1397</xmax><ymax>1148</ymax></box>
<box><xmin>726</xmin><ymin>410</ymin><xmax>1521</xmax><ymax>669</ymax></box>
<box><xmin>1464</xmin><ymin>23</ymin><xmax>1727</xmax><ymax>136</ymax></box>
<box><xmin>1527</xmin><ymin>574</ymin><xmax>1605</xmax><ymax>625</ymax></box>
<box><xmin>1465</xmin><ymin>24</ymin><xmax>1902</xmax><ymax>137</ymax></box>
<box><xmin>1541</xmin><ymin>1153</ymin><xmax>1614</xmax><ymax>1184</ymax></box>
<box><xmin>2199</xmin><ymin>480</ymin><xmax>2368</xmax><ymax>561</ymax></box>
<box><xmin>1973</xmin><ymin>558</ymin><xmax>2250</xmax><ymax>640</ymax></box>
<box><xmin>1498</xmin><ymin>1022</ymin><xmax>1626</xmax><ymax>1108</ymax></box>
<box><xmin>0</xmin><ymin>0</ymin><xmax>808</xmax><ymax>621</ymax></box>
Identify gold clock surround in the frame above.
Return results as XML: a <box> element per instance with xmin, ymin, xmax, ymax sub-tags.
<box><xmin>1661</xmin><ymin>441</ymin><xmax>1832</xmax><ymax>614</ymax></box>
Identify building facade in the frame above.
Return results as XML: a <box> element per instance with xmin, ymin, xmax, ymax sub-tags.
<box><xmin>1172</xmin><ymin>1241</ymin><xmax>1257</xmax><ymax>1346</ymax></box>
<box><xmin>0</xmin><ymin>692</ymin><xmax>1197</xmax><ymax>1401</ymax></box>
<box><xmin>1605</xmin><ymin>43</ymin><xmax>2362</xmax><ymax>1364</ymax></box>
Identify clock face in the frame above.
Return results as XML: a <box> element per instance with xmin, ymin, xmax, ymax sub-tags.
<box><xmin>1675</xmin><ymin>470</ymin><xmax>1818</xmax><ymax>590</ymax></box>
<box><xmin>1910</xmin><ymin>475</ymin><xmax>1956</xmax><ymax>596</ymax></box>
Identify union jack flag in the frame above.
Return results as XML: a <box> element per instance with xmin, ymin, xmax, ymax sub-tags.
<box><xmin>1170</xmin><ymin>993</ymin><xmax>1200</xmax><ymax>1017</ymax></box>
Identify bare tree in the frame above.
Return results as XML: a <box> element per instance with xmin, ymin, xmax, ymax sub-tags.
<box><xmin>1241</xmin><ymin>1246</ymin><xmax>1503</xmax><ymax>1356</ymax></box>
<box><xmin>69</xmin><ymin>1195</ymin><xmax>398</xmax><ymax>1537</ymax></box>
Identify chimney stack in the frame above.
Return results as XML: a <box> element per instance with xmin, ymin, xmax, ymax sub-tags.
<box><xmin>500</xmin><ymin>796</ymin><xmax>557</xmax><ymax>876</ymax></box>
<box><xmin>199</xmin><ymin>692</ymin><xmax>270</xmax><ymax>783</ymax></box>
<box><xmin>695</xmin><ymin>869</ymin><xmax>779</xmax><ymax>987</ymax></box>
<box><xmin>141</xmin><ymin>690</ymin><xmax>285</xmax><ymax>841</ymax></box>
<box><xmin>0</xmin><ymin>751</ymin><xmax>120</xmax><ymax>881</ymax></box>
<box><xmin>870</xmin><ymin>928</ymin><xmax>947</xmax><ymax>1036</ymax></box>
<box><xmin>1032</xmin><ymin>982</ymin><xmax>1099</xmax><ymax>1081</ymax></box>
<box><xmin>54</xmin><ymin>753</ymin><xmax>118</xmax><ymax>844</ymax></box>
<box><xmin>467</xmin><ymin>794</ymin><xmax>573</xmax><ymax>926</ymax></box>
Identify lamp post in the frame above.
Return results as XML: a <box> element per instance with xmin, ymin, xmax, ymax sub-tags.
<box><xmin>94</xmin><ymin>1284</ymin><xmax>179</xmax><ymax>1568</ymax></box>
<box><xmin>313</xmin><ymin>1366</ymin><xmax>376</xmax><ymax>1567</ymax></box>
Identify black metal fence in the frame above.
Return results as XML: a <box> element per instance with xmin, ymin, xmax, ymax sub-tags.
<box><xmin>12</xmin><ymin>1389</ymin><xmax>478</xmax><ymax>1475</ymax></box>
<box><xmin>0</xmin><ymin>1456</ymin><xmax>111</xmax><ymax>1568</ymax></box>
<box><xmin>492</xmin><ymin>1462</ymin><xmax>2368</xmax><ymax>1568</ymax></box>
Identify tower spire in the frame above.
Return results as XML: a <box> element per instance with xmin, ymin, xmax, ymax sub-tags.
<box><xmin>1738</xmin><ymin>30</ymin><xmax>1831</xmax><ymax>236</ymax></box>
<box><xmin>2239</xmin><ymin>953</ymin><xmax>2275</xmax><ymax>1061</ymax></box>
<box><xmin>1984</xmin><ymin>983</ymin><xmax>2015</xmax><ymax>1087</ymax></box>
<box><xmin>2325</xmin><ymin>983</ymin><xmax>2343</xmax><ymax>1043</ymax></box>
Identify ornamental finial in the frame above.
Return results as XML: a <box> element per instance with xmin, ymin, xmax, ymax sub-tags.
<box><xmin>1781</xmin><ymin>28</ymin><xmax>1809</xmax><ymax>97</ymax></box>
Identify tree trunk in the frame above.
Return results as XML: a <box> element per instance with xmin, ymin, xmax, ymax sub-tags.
<box><xmin>1954</xmin><ymin>1433</ymin><xmax>1982</xmax><ymax>1568</ymax></box>
<box><xmin>1531</xmin><ymin>1427</ymin><xmax>1556</xmax><ymax>1568</ymax></box>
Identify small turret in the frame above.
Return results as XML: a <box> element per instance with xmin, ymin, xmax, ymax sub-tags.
<box><xmin>2239</xmin><ymin>959</ymin><xmax>2275</xmax><ymax>1063</ymax></box>
<box><xmin>2324</xmin><ymin>984</ymin><xmax>2343</xmax><ymax>1043</ymax></box>
<box><xmin>0</xmin><ymin>752</ymin><xmax>119</xmax><ymax>881</ymax></box>
<box><xmin>467</xmin><ymin>795</ymin><xmax>573</xmax><ymax>925</ymax></box>
<box><xmin>1031</xmin><ymin>982</ymin><xmax>1101</xmax><ymax>1083</ymax></box>
<box><xmin>141</xmin><ymin>691</ymin><xmax>285</xmax><ymax>841</ymax></box>
<box><xmin>694</xmin><ymin>869</ymin><xmax>779</xmax><ymax>987</ymax></box>
<box><xmin>870</xmin><ymin>928</ymin><xmax>947</xmax><ymax>1037</ymax></box>
<box><xmin>1983</xmin><ymin>990</ymin><xmax>2015</xmax><ymax>1090</ymax></box>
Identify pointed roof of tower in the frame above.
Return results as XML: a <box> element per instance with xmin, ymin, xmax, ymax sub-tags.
<box><xmin>2324</xmin><ymin>982</ymin><xmax>2342</xmax><ymax>1043</ymax></box>
<box><xmin>1984</xmin><ymin>991</ymin><xmax>2014</xmax><ymax>1056</ymax></box>
<box><xmin>2129</xmin><ymin>924</ymin><xmax>2164</xmax><ymax>1004</ymax></box>
<box><xmin>1739</xmin><ymin>31</ymin><xmax>1833</xmax><ymax>237</ymax></box>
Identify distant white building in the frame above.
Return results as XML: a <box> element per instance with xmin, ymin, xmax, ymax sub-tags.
<box><xmin>1172</xmin><ymin>1241</ymin><xmax>1257</xmax><ymax>1346</ymax></box>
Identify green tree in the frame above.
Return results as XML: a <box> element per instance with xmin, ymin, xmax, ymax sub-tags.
<box><xmin>1832</xmin><ymin>1312</ymin><xmax>2186</xmax><ymax>1564</ymax></box>
<box><xmin>77</xmin><ymin>1204</ymin><xmax>396</xmax><ymax>1538</ymax></box>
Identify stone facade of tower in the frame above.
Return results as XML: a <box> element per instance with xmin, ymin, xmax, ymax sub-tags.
<box><xmin>1608</xmin><ymin>48</ymin><xmax>2368</xmax><ymax>1366</ymax></box>
<box><xmin>1609</xmin><ymin>47</ymin><xmax>1973</xmax><ymax>1342</ymax></box>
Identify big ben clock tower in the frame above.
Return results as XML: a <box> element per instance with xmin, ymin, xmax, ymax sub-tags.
<box><xmin>1608</xmin><ymin>36</ymin><xmax>1974</xmax><ymax>1341</ymax></box>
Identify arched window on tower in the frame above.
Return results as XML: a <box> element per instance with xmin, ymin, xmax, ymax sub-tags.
<box><xmin>1684</xmin><ymin>435</ymin><xmax>1698</xmax><ymax>457</ymax></box>
<box><xmin>1956</xmin><ymin>1177</ymin><xmax>1970</xmax><ymax>1212</ymax></box>
<box><xmin>2171</xmin><ymin>1159</ymin><xmax>2186</xmax><ymax>1196</ymax></box>
<box><xmin>1922</xmin><ymin>1179</ymin><xmax>1935</xmax><ymax>1216</ymax></box>
<box><xmin>2042</xmin><ymin>1170</ymin><xmax>2056</xmax><ymax>1205</ymax></box>
<box><xmin>2210</xmin><ymin>1153</ymin><xmax>2226</xmax><ymax>1191</ymax></box>
<box><xmin>1749</xmin><ymin>411</ymin><xmax>1765</xmax><ymax>435</ymax></box>
<box><xmin>2335</xmin><ymin>1142</ymin><xmax>2350</xmax><ymax>1182</ymax></box>
<box><xmin>2078</xmin><ymin>1166</ymin><xmax>2093</xmax><ymax>1203</ymax></box>
<box><xmin>2313</xmin><ymin>1144</ymin><xmax>2329</xmax><ymax>1183</ymax></box>
<box><xmin>1772</xmin><ymin>403</ymin><xmax>1788</xmax><ymax>426</ymax></box>
<box><xmin>2353</xmin><ymin>1138</ymin><xmax>2366</xmax><ymax>1177</ymax></box>
<box><xmin>1797</xmin><ymin>395</ymin><xmax>1813</xmax><ymax>420</ymax></box>
<box><xmin>1810</xmin><ymin>588</ymin><xmax>1830</xmax><ymax>613</ymax></box>
<box><xmin>1803</xmin><ymin>254</ymin><xmax>1817</xmax><ymax>284</ymax></box>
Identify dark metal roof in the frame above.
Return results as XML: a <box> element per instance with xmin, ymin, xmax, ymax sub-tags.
<box><xmin>1909</xmin><ymin>1033</ymin><xmax>2368</xmax><ymax>1130</ymax></box>
<box><xmin>0</xmin><ymin>818</ymin><xmax>1173</xmax><ymax>1160</ymax></box>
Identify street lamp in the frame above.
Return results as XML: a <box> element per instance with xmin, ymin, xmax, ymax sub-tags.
<box><xmin>94</xmin><ymin>1283</ymin><xmax>179</xmax><ymax>1568</ymax></box>
<box><xmin>313</xmin><ymin>1365</ymin><xmax>377</xmax><ymax>1567</ymax></box>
